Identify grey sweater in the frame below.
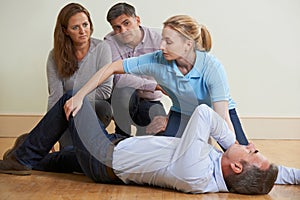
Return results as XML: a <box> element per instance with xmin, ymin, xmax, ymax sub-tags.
<box><xmin>46</xmin><ymin>38</ymin><xmax>113</xmax><ymax>110</ymax></box>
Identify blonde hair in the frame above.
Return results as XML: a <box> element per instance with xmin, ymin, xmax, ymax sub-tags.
<box><xmin>163</xmin><ymin>15</ymin><xmax>211</xmax><ymax>52</ymax></box>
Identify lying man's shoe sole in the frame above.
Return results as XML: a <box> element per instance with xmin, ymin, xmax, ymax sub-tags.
<box><xmin>0</xmin><ymin>160</ymin><xmax>32</xmax><ymax>176</ymax></box>
<box><xmin>0</xmin><ymin>169</ymin><xmax>32</xmax><ymax>175</ymax></box>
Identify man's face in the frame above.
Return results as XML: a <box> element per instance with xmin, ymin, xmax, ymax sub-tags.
<box><xmin>109</xmin><ymin>14</ymin><xmax>141</xmax><ymax>45</ymax></box>
<box><xmin>224</xmin><ymin>143</ymin><xmax>270</xmax><ymax>170</ymax></box>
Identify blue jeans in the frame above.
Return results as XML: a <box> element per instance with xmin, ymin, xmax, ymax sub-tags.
<box><xmin>111</xmin><ymin>87</ymin><xmax>166</xmax><ymax>136</ymax></box>
<box><xmin>15</xmin><ymin>91</ymin><xmax>126</xmax><ymax>183</ymax></box>
<box><xmin>160</xmin><ymin>108</ymin><xmax>249</xmax><ymax>147</ymax></box>
<box><xmin>159</xmin><ymin>110</ymin><xmax>191</xmax><ymax>138</ymax></box>
<box><xmin>59</xmin><ymin>99</ymin><xmax>113</xmax><ymax>149</ymax></box>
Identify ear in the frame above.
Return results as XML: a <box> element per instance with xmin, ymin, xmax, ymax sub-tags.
<box><xmin>230</xmin><ymin>162</ymin><xmax>243</xmax><ymax>174</ymax></box>
<box><xmin>187</xmin><ymin>39</ymin><xmax>193</xmax><ymax>47</ymax></box>
<box><xmin>135</xmin><ymin>16</ymin><xmax>141</xmax><ymax>25</ymax></box>
<box><xmin>62</xmin><ymin>26</ymin><xmax>69</xmax><ymax>36</ymax></box>
<box><xmin>184</xmin><ymin>39</ymin><xmax>193</xmax><ymax>52</ymax></box>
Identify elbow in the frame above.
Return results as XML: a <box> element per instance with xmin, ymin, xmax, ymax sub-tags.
<box><xmin>113</xmin><ymin>60</ymin><xmax>125</xmax><ymax>74</ymax></box>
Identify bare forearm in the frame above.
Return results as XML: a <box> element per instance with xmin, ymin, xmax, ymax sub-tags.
<box><xmin>76</xmin><ymin>60</ymin><xmax>123</xmax><ymax>99</ymax></box>
<box><xmin>213</xmin><ymin>101</ymin><xmax>236</xmax><ymax>134</ymax></box>
<box><xmin>64</xmin><ymin>60</ymin><xmax>124</xmax><ymax>119</ymax></box>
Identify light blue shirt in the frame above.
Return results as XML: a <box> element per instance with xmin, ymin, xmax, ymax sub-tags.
<box><xmin>123</xmin><ymin>50</ymin><xmax>236</xmax><ymax>115</ymax></box>
<box><xmin>113</xmin><ymin>104</ymin><xmax>236</xmax><ymax>193</ymax></box>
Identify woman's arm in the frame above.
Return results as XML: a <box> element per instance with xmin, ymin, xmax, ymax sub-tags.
<box><xmin>64</xmin><ymin>60</ymin><xmax>124</xmax><ymax>120</ymax></box>
<box><xmin>46</xmin><ymin>51</ymin><xmax>64</xmax><ymax>110</ymax></box>
<box><xmin>212</xmin><ymin>101</ymin><xmax>235</xmax><ymax>134</ymax></box>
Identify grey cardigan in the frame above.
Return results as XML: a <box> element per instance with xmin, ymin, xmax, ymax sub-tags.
<box><xmin>46</xmin><ymin>38</ymin><xmax>113</xmax><ymax>110</ymax></box>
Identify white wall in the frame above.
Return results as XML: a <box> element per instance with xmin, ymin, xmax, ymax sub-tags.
<box><xmin>1</xmin><ymin>0</ymin><xmax>300</xmax><ymax>119</ymax></box>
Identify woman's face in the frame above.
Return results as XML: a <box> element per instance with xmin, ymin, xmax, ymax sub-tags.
<box><xmin>65</xmin><ymin>12</ymin><xmax>91</xmax><ymax>45</ymax></box>
<box><xmin>160</xmin><ymin>26</ymin><xmax>190</xmax><ymax>61</ymax></box>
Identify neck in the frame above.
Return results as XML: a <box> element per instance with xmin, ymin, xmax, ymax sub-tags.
<box><xmin>221</xmin><ymin>155</ymin><xmax>232</xmax><ymax>179</ymax></box>
<box><xmin>74</xmin><ymin>40</ymin><xmax>90</xmax><ymax>61</ymax></box>
<box><xmin>176</xmin><ymin>51</ymin><xmax>196</xmax><ymax>75</ymax></box>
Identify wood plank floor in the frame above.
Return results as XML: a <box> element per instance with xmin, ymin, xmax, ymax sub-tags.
<box><xmin>0</xmin><ymin>137</ymin><xmax>299</xmax><ymax>200</ymax></box>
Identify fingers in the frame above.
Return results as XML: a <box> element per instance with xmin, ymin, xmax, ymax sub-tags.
<box><xmin>72</xmin><ymin>106</ymin><xmax>80</xmax><ymax>118</ymax></box>
<box><xmin>146</xmin><ymin>116</ymin><xmax>168</xmax><ymax>135</ymax></box>
<box><xmin>156</xmin><ymin>84</ymin><xmax>168</xmax><ymax>96</ymax></box>
<box><xmin>64</xmin><ymin>101</ymin><xmax>70</xmax><ymax>120</ymax></box>
<box><xmin>64</xmin><ymin>98</ymin><xmax>75</xmax><ymax>120</ymax></box>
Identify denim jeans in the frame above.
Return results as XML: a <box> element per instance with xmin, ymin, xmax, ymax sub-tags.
<box><xmin>59</xmin><ymin>99</ymin><xmax>113</xmax><ymax>149</ymax></box>
<box><xmin>158</xmin><ymin>110</ymin><xmax>191</xmax><ymax>138</ymax></box>
<box><xmin>15</xmin><ymin>91</ymin><xmax>126</xmax><ymax>183</ymax></box>
<box><xmin>111</xmin><ymin>87</ymin><xmax>166</xmax><ymax>136</ymax></box>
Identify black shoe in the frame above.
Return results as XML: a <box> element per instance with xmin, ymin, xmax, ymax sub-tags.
<box><xmin>3</xmin><ymin>133</ymin><xmax>28</xmax><ymax>160</ymax></box>
<box><xmin>0</xmin><ymin>155</ymin><xmax>31</xmax><ymax>175</ymax></box>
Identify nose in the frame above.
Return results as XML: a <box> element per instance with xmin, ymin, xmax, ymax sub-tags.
<box><xmin>246</xmin><ymin>142</ymin><xmax>256</xmax><ymax>151</ymax></box>
<box><xmin>79</xmin><ymin>26</ymin><xmax>84</xmax><ymax>34</ymax></box>
<box><xmin>160</xmin><ymin>41</ymin><xmax>165</xmax><ymax>51</ymax></box>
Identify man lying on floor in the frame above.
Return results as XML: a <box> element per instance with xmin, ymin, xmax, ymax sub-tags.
<box><xmin>0</xmin><ymin>92</ymin><xmax>282</xmax><ymax>194</ymax></box>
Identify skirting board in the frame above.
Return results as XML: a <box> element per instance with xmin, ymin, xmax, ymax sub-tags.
<box><xmin>0</xmin><ymin>115</ymin><xmax>299</xmax><ymax>139</ymax></box>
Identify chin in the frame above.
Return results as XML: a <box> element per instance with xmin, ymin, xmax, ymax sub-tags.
<box><xmin>121</xmin><ymin>34</ymin><xmax>133</xmax><ymax>43</ymax></box>
<box><xmin>163</xmin><ymin>55</ymin><xmax>172</xmax><ymax>61</ymax></box>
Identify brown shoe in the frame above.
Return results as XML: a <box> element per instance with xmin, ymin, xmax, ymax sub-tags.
<box><xmin>3</xmin><ymin>133</ymin><xmax>28</xmax><ymax>160</ymax></box>
<box><xmin>0</xmin><ymin>155</ymin><xmax>31</xmax><ymax>175</ymax></box>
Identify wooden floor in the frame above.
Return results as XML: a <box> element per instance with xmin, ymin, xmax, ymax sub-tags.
<box><xmin>0</xmin><ymin>137</ymin><xmax>299</xmax><ymax>200</ymax></box>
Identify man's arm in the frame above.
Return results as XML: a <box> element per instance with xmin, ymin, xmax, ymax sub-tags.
<box><xmin>114</xmin><ymin>74</ymin><xmax>157</xmax><ymax>92</ymax></box>
<box><xmin>188</xmin><ymin>104</ymin><xmax>236</xmax><ymax>149</ymax></box>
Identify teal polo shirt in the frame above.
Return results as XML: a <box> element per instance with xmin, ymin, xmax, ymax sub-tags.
<box><xmin>123</xmin><ymin>50</ymin><xmax>236</xmax><ymax>115</ymax></box>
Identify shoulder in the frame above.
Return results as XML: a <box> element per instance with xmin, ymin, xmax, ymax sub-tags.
<box><xmin>142</xmin><ymin>26</ymin><xmax>161</xmax><ymax>37</ymax></box>
<box><xmin>90</xmin><ymin>37</ymin><xmax>110</xmax><ymax>51</ymax></box>
<box><xmin>103</xmin><ymin>31</ymin><xmax>115</xmax><ymax>41</ymax></box>
<box><xmin>141</xmin><ymin>26</ymin><xmax>161</xmax><ymax>43</ymax></box>
<box><xmin>197</xmin><ymin>51</ymin><xmax>224</xmax><ymax>72</ymax></box>
<box><xmin>143</xmin><ymin>50</ymin><xmax>170</xmax><ymax>69</ymax></box>
<box><xmin>139</xmin><ymin>50</ymin><xmax>165</xmax><ymax>62</ymax></box>
<box><xmin>46</xmin><ymin>49</ymin><xmax>56</xmax><ymax>66</ymax></box>
<box><xmin>48</xmin><ymin>49</ymin><xmax>54</xmax><ymax>59</ymax></box>
<box><xmin>103</xmin><ymin>31</ymin><xmax>117</xmax><ymax>46</ymax></box>
<box><xmin>102</xmin><ymin>32</ymin><xmax>121</xmax><ymax>51</ymax></box>
<box><xmin>124</xmin><ymin>50</ymin><xmax>165</xmax><ymax>67</ymax></box>
<box><xmin>90</xmin><ymin>37</ymin><xmax>103</xmax><ymax>46</ymax></box>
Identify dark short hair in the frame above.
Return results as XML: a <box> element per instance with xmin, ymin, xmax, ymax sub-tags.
<box><xmin>106</xmin><ymin>2</ymin><xmax>136</xmax><ymax>23</ymax></box>
<box><xmin>225</xmin><ymin>161</ymin><xmax>278</xmax><ymax>194</ymax></box>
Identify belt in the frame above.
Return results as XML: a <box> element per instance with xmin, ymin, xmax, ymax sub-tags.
<box><xmin>105</xmin><ymin>137</ymin><xmax>126</xmax><ymax>181</ymax></box>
